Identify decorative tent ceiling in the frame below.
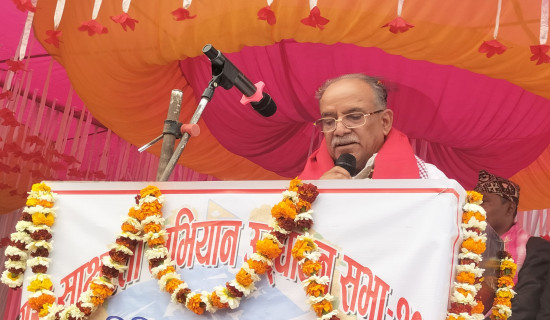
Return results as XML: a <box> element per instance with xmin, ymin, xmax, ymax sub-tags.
<box><xmin>2</xmin><ymin>0</ymin><xmax>550</xmax><ymax>211</ymax></box>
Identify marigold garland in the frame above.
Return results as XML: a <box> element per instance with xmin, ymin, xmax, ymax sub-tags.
<box><xmin>489</xmin><ymin>251</ymin><xmax>516</xmax><ymax>320</ymax></box>
<box><xmin>1</xmin><ymin>179</ymin><xmax>340</xmax><ymax>319</ymax></box>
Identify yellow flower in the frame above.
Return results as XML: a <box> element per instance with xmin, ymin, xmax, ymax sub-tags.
<box><xmin>271</xmin><ymin>201</ymin><xmax>297</xmax><ymax>220</ymax></box>
<box><xmin>256</xmin><ymin>238</ymin><xmax>282</xmax><ymax>259</ymax></box>
<box><xmin>456</xmin><ymin>271</ymin><xmax>476</xmax><ymax>284</ymax></box>
<box><xmin>291</xmin><ymin>239</ymin><xmax>314</xmax><ymax>260</ymax></box>
<box><xmin>462</xmin><ymin>238</ymin><xmax>486</xmax><ymax>254</ymax></box>
<box><xmin>38</xmin><ymin>303</ymin><xmax>52</xmax><ymax>317</ymax></box>
<box><xmin>28</xmin><ymin>277</ymin><xmax>53</xmax><ymax>292</ymax></box>
<box><xmin>289</xmin><ymin>178</ymin><xmax>302</xmax><ymax>192</ymax></box>
<box><xmin>498</xmin><ymin>275</ymin><xmax>514</xmax><ymax>288</ymax></box>
<box><xmin>495</xmin><ymin>289</ymin><xmax>514</xmax><ymax>299</ymax></box>
<box><xmin>32</xmin><ymin>183</ymin><xmax>51</xmax><ymax>192</ymax></box>
<box><xmin>302</xmin><ymin>260</ymin><xmax>321</xmax><ymax>276</ymax></box>
<box><xmin>236</xmin><ymin>268</ymin><xmax>254</xmax><ymax>287</ymax></box>
<box><xmin>313</xmin><ymin>299</ymin><xmax>333</xmax><ymax>317</ymax></box>
<box><xmin>466</xmin><ymin>191</ymin><xmax>483</xmax><ymax>204</ymax></box>
<box><xmin>500</xmin><ymin>260</ymin><xmax>517</xmax><ymax>275</ymax></box>
<box><xmin>493</xmin><ymin>297</ymin><xmax>512</xmax><ymax>307</ymax></box>
<box><xmin>306</xmin><ymin>282</ymin><xmax>325</xmax><ymax>297</ymax></box>
<box><xmin>140</xmin><ymin>185</ymin><xmax>162</xmax><ymax>198</ymax></box>
<box><xmin>32</xmin><ymin>212</ymin><xmax>55</xmax><ymax>227</ymax></box>
<box><xmin>90</xmin><ymin>281</ymin><xmax>114</xmax><ymax>299</ymax></box>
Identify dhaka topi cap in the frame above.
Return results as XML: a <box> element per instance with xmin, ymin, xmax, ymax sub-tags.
<box><xmin>473</xmin><ymin>170</ymin><xmax>520</xmax><ymax>206</ymax></box>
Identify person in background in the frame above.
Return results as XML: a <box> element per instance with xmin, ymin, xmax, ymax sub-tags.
<box><xmin>300</xmin><ymin>73</ymin><xmax>446</xmax><ymax>180</ymax></box>
<box><xmin>473</xmin><ymin>169</ymin><xmax>531</xmax><ymax>284</ymax></box>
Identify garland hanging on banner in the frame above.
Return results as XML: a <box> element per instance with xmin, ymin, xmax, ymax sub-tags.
<box><xmin>1</xmin><ymin>179</ymin><xmax>340</xmax><ymax>320</ymax></box>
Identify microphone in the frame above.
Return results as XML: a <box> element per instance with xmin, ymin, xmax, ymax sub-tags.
<box><xmin>202</xmin><ymin>44</ymin><xmax>277</xmax><ymax>117</ymax></box>
<box><xmin>335</xmin><ymin>153</ymin><xmax>356</xmax><ymax>176</ymax></box>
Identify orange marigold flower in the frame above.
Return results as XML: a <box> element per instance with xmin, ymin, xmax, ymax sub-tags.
<box><xmin>289</xmin><ymin>178</ymin><xmax>302</xmax><ymax>192</ymax></box>
<box><xmin>26</xmin><ymin>198</ymin><xmax>38</xmax><ymax>207</ymax></box>
<box><xmin>236</xmin><ymin>268</ymin><xmax>254</xmax><ymax>287</ymax></box>
<box><xmin>38</xmin><ymin>303</ymin><xmax>52</xmax><ymax>317</ymax></box>
<box><xmin>128</xmin><ymin>207</ymin><xmax>143</xmax><ymax>220</ymax></box>
<box><xmin>500</xmin><ymin>260</ymin><xmax>517</xmax><ymax>275</ymax></box>
<box><xmin>247</xmin><ymin>259</ymin><xmax>269</xmax><ymax>274</ymax></box>
<box><xmin>462</xmin><ymin>211</ymin><xmax>475</xmax><ymax>223</ymax></box>
<box><xmin>140</xmin><ymin>185</ymin><xmax>162</xmax><ymax>198</ymax></box>
<box><xmin>28</xmin><ymin>294</ymin><xmax>55</xmax><ymax>311</ymax></box>
<box><xmin>471</xmin><ymin>300</ymin><xmax>484</xmax><ymax>314</ymax></box>
<box><xmin>256</xmin><ymin>238</ymin><xmax>282</xmax><ymax>259</ymax></box>
<box><xmin>498</xmin><ymin>275</ymin><xmax>514</xmax><ymax>288</ymax></box>
<box><xmin>296</xmin><ymin>199</ymin><xmax>311</xmax><ymax>212</ymax></box>
<box><xmin>90</xmin><ymin>282</ymin><xmax>114</xmax><ymax>299</ymax></box>
<box><xmin>466</xmin><ymin>191</ymin><xmax>483</xmax><ymax>204</ymax></box>
<box><xmin>302</xmin><ymin>260</ymin><xmax>321</xmax><ymax>276</ymax></box>
<box><xmin>89</xmin><ymin>295</ymin><xmax>105</xmax><ymax>306</ymax></box>
<box><xmin>462</xmin><ymin>238</ymin><xmax>486</xmax><ymax>254</ymax></box>
<box><xmin>312</xmin><ymin>299</ymin><xmax>333</xmax><ymax>317</ymax></box>
<box><xmin>291</xmin><ymin>238</ymin><xmax>314</xmax><ymax>260</ymax></box>
<box><xmin>187</xmin><ymin>293</ymin><xmax>205</xmax><ymax>315</ymax></box>
<box><xmin>121</xmin><ymin>222</ymin><xmax>139</xmax><ymax>234</ymax></box>
<box><xmin>38</xmin><ymin>200</ymin><xmax>54</xmax><ymax>208</ymax></box>
<box><xmin>32</xmin><ymin>183</ymin><xmax>51</xmax><ymax>192</ymax></box>
<box><xmin>456</xmin><ymin>271</ymin><xmax>476</xmax><ymax>284</ymax></box>
<box><xmin>457</xmin><ymin>287</ymin><xmax>472</xmax><ymax>298</ymax></box>
<box><xmin>306</xmin><ymin>282</ymin><xmax>326</xmax><ymax>297</ymax></box>
<box><xmin>165</xmin><ymin>278</ymin><xmax>183</xmax><ymax>294</ymax></box>
<box><xmin>493</xmin><ymin>297</ymin><xmax>512</xmax><ymax>307</ymax></box>
<box><xmin>147</xmin><ymin>238</ymin><xmax>165</xmax><ymax>247</ymax></box>
<box><xmin>157</xmin><ymin>266</ymin><xmax>176</xmax><ymax>279</ymax></box>
<box><xmin>495</xmin><ymin>289</ymin><xmax>514</xmax><ymax>299</ymax></box>
<box><xmin>211</xmin><ymin>291</ymin><xmax>229</xmax><ymax>309</ymax></box>
<box><xmin>144</xmin><ymin>222</ymin><xmax>161</xmax><ymax>233</ymax></box>
<box><xmin>271</xmin><ymin>201</ymin><xmax>297</xmax><ymax>220</ymax></box>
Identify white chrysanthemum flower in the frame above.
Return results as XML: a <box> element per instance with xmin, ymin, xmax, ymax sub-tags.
<box><xmin>214</xmin><ymin>285</ymin><xmax>241</xmax><ymax>309</ymax></box>
<box><xmin>15</xmin><ymin>220</ymin><xmax>33</xmax><ymax>232</ymax></box>
<box><xmin>456</xmin><ymin>263</ymin><xmax>485</xmax><ymax>277</ymax></box>
<box><xmin>77</xmin><ymin>290</ymin><xmax>98</xmax><ymax>310</ymax></box>
<box><xmin>458</xmin><ymin>251</ymin><xmax>482</xmax><ymax>263</ymax></box>
<box><xmin>141</xmin><ymin>215</ymin><xmax>165</xmax><ymax>226</ymax></box>
<box><xmin>497</xmin><ymin>286</ymin><xmax>517</xmax><ymax>297</ymax></box>
<box><xmin>158</xmin><ymin>272</ymin><xmax>181</xmax><ymax>289</ymax></box>
<box><xmin>170</xmin><ymin>282</ymin><xmax>189</xmax><ymax>303</ymax></box>
<box><xmin>59</xmin><ymin>304</ymin><xmax>86</xmax><ymax>320</ymax></box>
<box><xmin>102</xmin><ymin>256</ymin><xmax>128</xmax><ymax>271</ymax></box>
<box><xmin>23</xmin><ymin>206</ymin><xmax>56</xmax><ymax>216</ymax></box>
<box><xmin>6</xmin><ymin>259</ymin><xmax>27</xmax><ymax>269</ymax></box>
<box><xmin>282</xmin><ymin>190</ymin><xmax>299</xmax><ymax>203</ymax></box>
<box><xmin>249</xmin><ymin>252</ymin><xmax>273</xmax><ymax>267</ymax></box>
<box><xmin>91</xmin><ymin>276</ymin><xmax>115</xmax><ymax>290</ymax></box>
<box><xmin>269</xmin><ymin>219</ymin><xmax>291</xmax><ymax>235</ymax></box>
<box><xmin>200</xmin><ymin>291</ymin><xmax>216</xmax><ymax>313</ymax></box>
<box><xmin>4</xmin><ymin>246</ymin><xmax>28</xmax><ymax>260</ymax></box>
<box><xmin>307</xmin><ymin>294</ymin><xmax>334</xmax><ymax>305</ymax></box>
<box><xmin>462</xmin><ymin>230</ymin><xmax>487</xmax><ymax>243</ymax></box>
<box><xmin>29</xmin><ymin>273</ymin><xmax>51</xmax><ymax>283</ymax></box>
<box><xmin>302</xmin><ymin>251</ymin><xmax>322</xmax><ymax>263</ymax></box>
<box><xmin>449</xmin><ymin>290</ymin><xmax>475</xmax><ymax>305</ymax></box>
<box><xmin>462</xmin><ymin>203</ymin><xmax>486</xmax><ymax>215</ymax></box>
<box><xmin>453</xmin><ymin>282</ymin><xmax>478</xmax><ymax>295</ymax></box>
<box><xmin>296</xmin><ymin>232</ymin><xmax>314</xmax><ymax>243</ymax></box>
<box><xmin>117</xmin><ymin>231</ymin><xmax>142</xmax><ymax>241</ymax></box>
<box><xmin>463</xmin><ymin>218</ymin><xmax>487</xmax><ymax>231</ymax></box>
<box><xmin>10</xmin><ymin>231</ymin><xmax>32</xmax><ymax>244</ymax></box>
<box><xmin>1</xmin><ymin>269</ymin><xmax>24</xmax><ymax>288</ymax></box>
<box><xmin>145</xmin><ymin>246</ymin><xmax>169</xmax><ymax>260</ymax></box>
<box><xmin>229</xmin><ymin>278</ymin><xmax>256</xmax><ymax>297</ymax></box>
<box><xmin>150</xmin><ymin>259</ymin><xmax>176</xmax><ymax>278</ymax></box>
<box><xmin>107</xmin><ymin>243</ymin><xmax>134</xmax><ymax>256</ymax></box>
<box><xmin>27</xmin><ymin>224</ymin><xmax>52</xmax><ymax>234</ymax></box>
<box><xmin>494</xmin><ymin>304</ymin><xmax>512</xmax><ymax>317</ymax></box>
<box><xmin>41</xmin><ymin>303</ymin><xmax>65</xmax><ymax>320</ymax></box>
<box><xmin>143</xmin><ymin>229</ymin><xmax>167</xmax><ymax>242</ymax></box>
<box><xmin>29</xmin><ymin>289</ymin><xmax>55</xmax><ymax>299</ymax></box>
<box><xmin>320</xmin><ymin>309</ymin><xmax>339</xmax><ymax>320</ymax></box>
<box><xmin>262</xmin><ymin>232</ymin><xmax>284</xmax><ymax>248</ymax></box>
<box><xmin>469</xmin><ymin>313</ymin><xmax>486</xmax><ymax>320</ymax></box>
<box><xmin>26</xmin><ymin>240</ymin><xmax>54</xmax><ymax>252</ymax></box>
<box><xmin>302</xmin><ymin>275</ymin><xmax>329</xmax><ymax>287</ymax></box>
<box><xmin>140</xmin><ymin>194</ymin><xmax>164</xmax><ymax>205</ymax></box>
<box><xmin>28</xmin><ymin>189</ymin><xmax>56</xmax><ymax>202</ymax></box>
<box><xmin>295</xmin><ymin>210</ymin><xmax>313</xmax><ymax>221</ymax></box>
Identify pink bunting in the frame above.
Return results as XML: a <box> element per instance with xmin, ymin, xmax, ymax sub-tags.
<box><xmin>382</xmin><ymin>16</ymin><xmax>414</xmax><ymax>34</ymax></box>
<box><xmin>0</xmin><ymin>110</ymin><xmax>21</xmax><ymax>127</ymax></box>
<box><xmin>45</xmin><ymin>30</ymin><xmax>62</xmax><ymax>48</ymax></box>
<box><xmin>300</xmin><ymin>6</ymin><xmax>329</xmax><ymax>30</ymax></box>
<box><xmin>25</xmin><ymin>135</ymin><xmax>45</xmax><ymax>146</ymax></box>
<box><xmin>258</xmin><ymin>6</ymin><xmax>276</xmax><ymax>25</ymax></box>
<box><xmin>111</xmin><ymin>13</ymin><xmax>139</xmax><ymax>31</ymax></box>
<box><xmin>171</xmin><ymin>8</ymin><xmax>197</xmax><ymax>21</ymax></box>
<box><xmin>478</xmin><ymin>40</ymin><xmax>507</xmax><ymax>58</ymax></box>
<box><xmin>6</xmin><ymin>59</ymin><xmax>26</xmax><ymax>72</ymax></box>
<box><xmin>78</xmin><ymin>20</ymin><xmax>108</xmax><ymax>36</ymax></box>
<box><xmin>12</xmin><ymin>0</ymin><xmax>35</xmax><ymax>12</ymax></box>
<box><xmin>530</xmin><ymin>45</ymin><xmax>550</xmax><ymax>65</ymax></box>
<box><xmin>0</xmin><ymin>91</ymin><xmax>13</xmax><ymax>100</ymax></box>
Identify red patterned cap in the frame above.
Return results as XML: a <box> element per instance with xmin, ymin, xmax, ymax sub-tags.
<box><xmin>474</xmin><ymin>170</ymin><xmax>520</xmax><ymax>206</ymax></box>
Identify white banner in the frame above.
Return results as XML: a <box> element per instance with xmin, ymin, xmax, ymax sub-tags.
<box><xmin>18</xmin><ymin>179</ymin><xmax>464</xmax><ymax>320</ymax></box>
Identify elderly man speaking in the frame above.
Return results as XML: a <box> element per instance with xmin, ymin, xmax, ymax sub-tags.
<box><xmin>300</xmin><ymin>73</ymin><xmax>446</xmax><ymax>180</ymax></box>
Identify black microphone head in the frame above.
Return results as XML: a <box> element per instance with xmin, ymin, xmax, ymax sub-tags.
<box><xmin>335</xmin><ymin>153</ymin><xmax>356</xmax><ymax>176</ymax></box>
<box><xmin>250</xmin><ymin>92</ymin><xmax>277</xmax><ymax>117</ymax></box>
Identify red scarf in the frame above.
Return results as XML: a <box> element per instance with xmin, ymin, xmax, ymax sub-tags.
<box><xmin>299</xmin><ymin>128</ymin><xmax>419</xmax><ymax>179</ymax></box>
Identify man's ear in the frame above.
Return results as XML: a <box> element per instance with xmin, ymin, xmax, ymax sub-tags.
<box><xmin>381</xmin><ymin>109</ymin><xmax>393</xmax><ymax>136</ymax></box>
<box><xmin>505</xmin><ymin>200</ymin><xmax>516</xmax><ymax>217</ymax></box>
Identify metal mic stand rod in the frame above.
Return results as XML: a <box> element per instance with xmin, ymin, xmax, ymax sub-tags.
<box><xmin>156</xmin><ymin>89</ymin><xmax>183</xmax><ymax>181</ymax></box>
<box><xmin>158</xmin><ymin>80</ymin><xmax>217</xmax><ymax>181</ymax></box>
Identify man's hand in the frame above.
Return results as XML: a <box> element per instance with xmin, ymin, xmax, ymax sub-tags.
<box><xmin>320</xmin><ymin>166</ymin><xmax>352</xmax><ymax>179</ymax></box>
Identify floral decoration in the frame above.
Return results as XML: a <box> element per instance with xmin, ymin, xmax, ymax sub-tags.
<box><xmin>44</xmin><ymin>30</ymin><xmax>62</xmax><ymax>48</ymax></box>
<box><xmin>111</xmin><ymin>13</ymin><xmax>139</xmax><ymax>31</ymax></box>
<box><xmin>78</xmin><ymin>20</ymin><xmax>108</xmax><ymax>36</ymax></box>
<box><xmin>489</xmin><ymin>251</ymin><xmax>516</xmax><ymax>320</ymax></box>
<box><xmin>301</xmin><ymin>6</ymin><xmax>329</xmax><ymax>30</ymax></box>
<box><xmin>171</xmin><ymin>8</ymin><xmax>197</xmax><ymax>21</ymax></box>
<box><xmin>257</xmin><ymin>6</ymin><xmax>276</xmax><ymax>25</ymax></box>
<box><xmin>529</xmin><ymin>45</ymin><xmax>550</xmax><ymax>65</ymax></box>
<box><xmin>446</xmin><ymin>190</ymin><xmax>488</xmax><ymax>320</ymax></box>
<box><xmin>382</xmin><ymin>16</ymin><xmax>414</xmax><ymax>34</ymax></box>
<box><xmin>479</xmin><ymin>40</ymin><xmax>507</xmax><ymax>58</ymax></box>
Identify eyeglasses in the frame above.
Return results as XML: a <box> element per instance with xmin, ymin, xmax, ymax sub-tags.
<box><xmin>313</xmin><ymin>110</ymin><xmax>384</xmax><ymax>132</ymax></box>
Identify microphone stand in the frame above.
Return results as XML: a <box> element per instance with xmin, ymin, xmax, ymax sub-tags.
<box><xmin>157</xmin><ymin>76</ymin><xmax>219</xmax><ymax>181</ymax></box>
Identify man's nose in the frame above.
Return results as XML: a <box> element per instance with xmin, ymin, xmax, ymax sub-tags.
<box><xmin>333</xmin><ymin>120</ymin><xmax>350</xmax><ymax>135</ymax></box>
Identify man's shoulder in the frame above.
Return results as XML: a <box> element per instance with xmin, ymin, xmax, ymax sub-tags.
<box><xmin>415</xmin><ymin>156</ymin><xmax>447</xmax><ymax>179</ymax></box>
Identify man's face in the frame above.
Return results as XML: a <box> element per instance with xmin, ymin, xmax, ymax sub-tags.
<box><xmin>480</xmin><ymin>192</ymin><xmax>513</xmax><ymax>234</ymax></box>
<box><xmin>319</xmin><ymin>78</ymin><xmax>393</xmax><ymax>170</ymax></box>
